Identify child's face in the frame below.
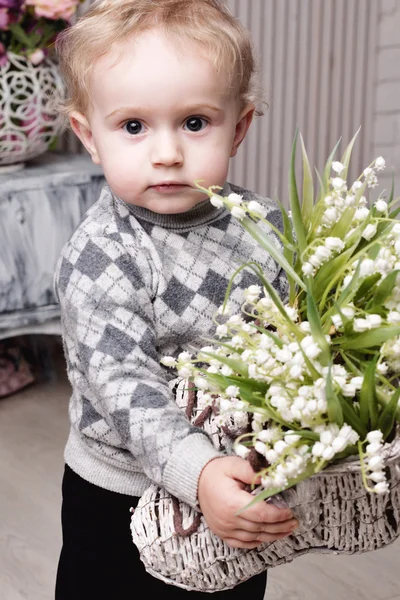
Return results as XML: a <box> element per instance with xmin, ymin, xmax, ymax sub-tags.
<box><xmin>70</xmin><ymin>29</ymin><xmax>254</xmax><ymax>214</ymax></box>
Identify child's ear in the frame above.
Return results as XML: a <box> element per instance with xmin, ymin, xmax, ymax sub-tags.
<box><xmin>69</xmin><ymin>111</ymin><xmax>100</xmax><ymax>164</ymax></box>
<box><xmin>230</xmin><ymin>103</ymin><xmax>255</xmax><ymax>157</ymax></box>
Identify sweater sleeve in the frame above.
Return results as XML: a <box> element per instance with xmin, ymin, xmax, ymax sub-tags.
<box><xmin>56</xmin><ymin>232</ymin><xmax>222</xmax><ymax>507</ymax></box>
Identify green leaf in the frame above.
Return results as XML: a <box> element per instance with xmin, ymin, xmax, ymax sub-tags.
<box><xmin>306</xmin><ymin>284</ymin><xmax>331</xmax><ymax>365</ymax></box>
<box><xmin>246</xmin><ymin>263</ymin><xmax>303</xmax><ymax>337</ymax></box>
<box><xmin>387</xmin><ymin>173</ymin><xmax>396</xmax><ymax>212</ymax></box>
<box><xmin>297</xmin><ymin>342</ymin><xmax>324</xmax><ymax>380</ymax></box>
<box><xmin>197</xmin><ymin>350</ymin><xmax>249</xmax><ymax>377</ymax></box>
<box><xmin>315</xmin><ymin>244</ymin><xmax>359</xmax><ymax>308</ymax></box>
<box><xmin>339</xmin><ymin>397</ymin><xmax>367</xmax><ymax>439</ymax></box>
<box><xmin>376</xmin><ymin>387</ymin><xmax>400</xmax><ymax>423</ymax></box>
<box><xmin>359</xmin><ymin>357</ymin><xmax>379</xmax><ymax>430</ymax></box>
<box><xmin>339</xmin><ymin>350</ymin><xmax>362</xmax><ymax>376</ymax></box>
<box><xmin>220</xmin><ymin>374</ymin><xmax>269</xmax><ymax>396</ymax></box>
<box><xmin>263</xmin><ymin>399</ymin><xmax>297</xmax><ymax>429</ymax></box>
<box><xmin>309</xmin><ymin>168</ymin><xmax>328</xmax><ymax>240</ymax></box>
<box><xmin>198</xmin><ymin>370</ymin><xmax>266</xmax><ymax>407</ymax></box>
<box><xmin>333</xmin><ymin>444</ymin><xmax>358</xmax><ymax>460</ymax></box>
<box><xmin>322</xmin><ymin>138</ymin><xmax>342</xmax><ymax>195</ymax></box>
<box><xmin>287</xmin><ymin>429</ymin><xmax>320</xmax><ymax>441</ymax></box>
<box><xmin>299</xmin><ymin>133</ymin><xmax>314</xmax><ymax>229</ymax></box>
<box><xmin>328</xmin><ymin>206</ymin><xmax>356</xmax><ymax>239</ymax></box>
<box><xmin>353</xmin><ymin>273</ymin><xmax>382</xmax><ymax>304</ymax></box>
<box><xmin>370</xmin><ymin>270</ymin><xmax>400</xmax><ymax>309</ymax></box>
<box><xmin>248</xmin><ymin>325</ymin><xmax>284</xmax><ymax>349</ymax></box>
<box><xmin>333</xmin><ymin>325</ymin><xmax>400</xmax><ymax>350</ymax></box>
<box><xmin>252</xmin><ymin>212</ymin><xmax>296</xmax><ymax>250</ymax></box>
<box><xmin>240</xmin><ymin>218</ymin><xmax>306</xmax><ymax>291</ymax></box>
<box><xmin>273</xmin><ymin>194</ymin><xmax>297</xmax><ymax>303</ymax></box>
<box><xmin>274</xmin><ymin>195</ymin><xmax>294</xmax><ymax>245</ymax></box>
<box><xmin>342</xmin><ymin>211</ymin><xmax>371</xmax><ymax>249</ymax></box>
<box><xmin>327</xmin><ymin>303</ymin><xmax>353</xmax><ymax>338</ymax></box>
<box><xmin>377</xmin><ymin>388</ymin><xmax>400</xmax><ymax>440</ymax></box>
<box><xmin>8</xmin><ymin>23</ymin><xmax>36</xmax><ymax>49</ymax></box>
<box><xmin>339</xmin><ymin>127</ymin><xmax>361</xmax><ymax>180</ymax></box>
<box><xmin>289</xmin><ymin>129</ymin><xmax>307</xmax><ymax>254</ymax></box>
<box><xmin>367</xmin><ymin>243</ymin><xmax>382</xmax><ymax>261</ymax></box>
<box><xmin>389</xmin><ymin>205</ymin><xmax>400</xmax><ymax>219</ymax></box>
<box><xmin>219</xmin><ymin>262</ymin><xmax>254</xmax><ymax>314</ymax></box>
<box><xmin>326</xmin><ymin>361</ymin><xmax>344</xmax><ymax>426</ymax></box>
<box><xmin>334</xmin><ymin>257</ymin><xmax>362</xmax><ymax>306</ymax></box>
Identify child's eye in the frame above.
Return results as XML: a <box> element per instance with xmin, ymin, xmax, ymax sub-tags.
<box><xmin>123</xmin><ymin>120</ymin><xmax>144</xmax><ymax>135</ymax></box>
<box><xmin>184</xmin><ymin>117</ymin><xmax>208</xmax><ymax>132</ymax></box>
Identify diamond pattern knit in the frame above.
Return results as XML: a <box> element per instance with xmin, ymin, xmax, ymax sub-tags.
<box><xmin>55</xmin><ymin>182</ymin><xmax>287</xmax><ymax>507</ymax></box>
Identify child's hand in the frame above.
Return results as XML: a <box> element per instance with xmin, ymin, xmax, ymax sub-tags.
<box><xmin>197</xmin><ymin>456</ymin><xmax>298</xmax><ymax>549</ymax></box>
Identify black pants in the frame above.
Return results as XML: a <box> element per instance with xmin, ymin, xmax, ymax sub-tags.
<box><xmin>55</xmin><ymin>464</ymin><xmax>267</xmax><ymax>599</ymax></box>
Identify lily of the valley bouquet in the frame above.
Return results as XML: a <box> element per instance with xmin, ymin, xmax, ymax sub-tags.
<box><xmin>163</xmin><ymin>131</ymin><xmax>400</xmax><ymax>506</ymax></box>
<box><xmin>131</xmin><ymin>131</ymin><xmax>400</xmax><ymax>592</ymax></box>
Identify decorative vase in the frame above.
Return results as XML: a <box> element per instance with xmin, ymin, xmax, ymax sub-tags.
<box><xmin>130</xmin><ymin>379</ymin><xmax>400</xmax><ymax>593</ymax></box>
<box><xmin>0</xmin><ymin>51</ymin><xmax>66</xmax><ymax>173</ymax></box>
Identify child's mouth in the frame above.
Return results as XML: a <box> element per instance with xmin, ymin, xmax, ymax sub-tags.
<box><xmin>151</xmin><ymin>183</ymin><xmax>187</xmax><ymax>193</ymax></box>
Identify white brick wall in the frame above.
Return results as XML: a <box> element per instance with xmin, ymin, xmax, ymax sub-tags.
<box><xmin>373</xmin><ymin>0</ymin><xmax>400</xmax><ymax>196</ymax></box>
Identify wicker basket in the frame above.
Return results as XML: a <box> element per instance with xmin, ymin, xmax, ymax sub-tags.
<box><xmin>130</xmin><ymin>379</ymin><xmax>400</xmax><ymax>593</ymax></box>
<box><xmin>0</xmin><ymin>52</ymin><xmax>65</xmax><ymax>171</ymax></box>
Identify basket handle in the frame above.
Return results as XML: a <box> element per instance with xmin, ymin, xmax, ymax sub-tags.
<box><xmin>171</xmin><ymin>495</ymin><xmax>202</xmax><ymax>536</ymax></box>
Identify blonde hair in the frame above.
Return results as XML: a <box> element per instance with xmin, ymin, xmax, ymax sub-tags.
<box><xmin>56</xmin><ymin>0</ymin><xmax>263</xmax><ymax>116</ymax></box>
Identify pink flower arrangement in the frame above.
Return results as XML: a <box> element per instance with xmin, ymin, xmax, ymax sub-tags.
<box><xmin>25</xmin><ymin>0</ymin><xmax>79</xmax><ymax>21</ymax></box>
<box><xmin>0</xmin><ymin>0</ymin><xmax>83</xmax><ymax>65</ymax></box>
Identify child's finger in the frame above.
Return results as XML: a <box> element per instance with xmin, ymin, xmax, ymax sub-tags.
<box><xmin>237</xmin><ymin>517</ymin><xmax>299</xmax><ymax>536</ymax></box>
<box><xmin>223</xmin><ymin>529</ymin><xmax>295</xmax><ymax>549</ymax></box>
<box><xmin>234</xmin><ymin>492</ymin><xmax>295</xmax><ymax>524</ymax></box>
<box><xmin>211</xmin><ymin>516</ymin><xmax>299</xmax><ymax>545</ymax></box>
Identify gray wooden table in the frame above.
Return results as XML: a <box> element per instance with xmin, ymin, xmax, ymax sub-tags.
<box><xmin>0</xmin><ymin>152</ymin><xmax>105</xmax><ymax>339</ymax></box>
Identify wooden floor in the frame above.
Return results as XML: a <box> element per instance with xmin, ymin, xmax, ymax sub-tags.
<box><xmin>1</xmin><ymin>346</ymin><xmax>399</xmax><ymax>600</ymax></box>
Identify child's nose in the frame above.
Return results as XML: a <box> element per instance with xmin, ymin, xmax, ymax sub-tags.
<box><xmin>151</xmin><ymin>130</ymin><xmax>183</xmax><ymax>167</ymax></box>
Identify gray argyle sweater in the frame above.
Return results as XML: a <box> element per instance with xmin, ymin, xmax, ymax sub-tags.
<box><xmin>54</xmin><ymin>181</ymin><xmax>287</xmax><ymax>508</ymax></box>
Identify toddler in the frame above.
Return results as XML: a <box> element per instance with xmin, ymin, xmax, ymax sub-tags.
<box><xmin>54</xmin><ymin>1</ymin><xmax>298</xmax><ymax>598</ymax></box>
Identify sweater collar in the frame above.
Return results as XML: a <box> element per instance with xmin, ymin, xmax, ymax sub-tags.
<box><xmin>113</xmin><ymin>182</ymin><xmax>232</xmax><ymax>230</ymax></box>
